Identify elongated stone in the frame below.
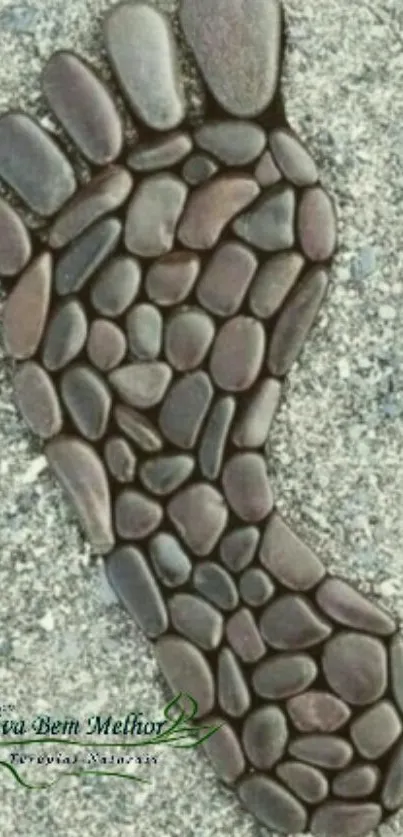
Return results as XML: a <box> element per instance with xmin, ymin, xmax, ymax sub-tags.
<box><xmin>255</xmin><ymin>150</ymin><xmax>281</xmax><ymax>187</ymax></box>
<box><xmin>226</xmin><ymin>608</ymin><xmax>266</xmax><ymax>663</ymax></box>
<box><xmin>351</xmin><ymin>701</ymin><xmax>402</xmax><ymax>759</ymax></box>
<box><xmin>194</xmin><ymin>563</ymin><xmax>239</xmax><ymax>611</ymax></box>
<box><xmin>109</xmin><ymin>363</ymin><xmax>172</xmax><ymax>409</ymax></box>
<box><xmin>91</xmin><ymin>256</ymin><xmax>141</xmax><ymax>317</ymax></box>
<box><xmin>220</xmin><ymin>527</ymin><xmax>259</xmax><ymax>573</ymax></box>
<box><xmin>233</xmin><ymin>379</ymin><xmax>282</xmax><ymax>448</ymax></box>
<box><xmin>260</xmin><ymin>595</ymin><xmax>332</xmax><ymax>650</ymax></box>
<box><xmin>105</xmin><ymin>3</ymin><xmax>185</xmax><ymax>131</ymax></box>
<box><xmin>168</xmin><ymin>483</ymin><xmax>228</xmax><ymax>556</ymax></box>
<box><xmin>382</xmin><ymin>740</ymin><xmax>403</xmax><ymax>810</ymax></box>
<box><xmin>155</xmin><ymin>636</ymin><xmax>214</xmax><ymax>719</ymax></box>
<box><xmin>182</xmin><ymin>154</ymin><xmax>218</xmax><ymax>186</ymax></box>
<box><xmin>4</xmin><ymin>252</ymin><xmax>51</xmax><ymax>360</ymax></box>
<box><xmin>115</xmin><ymin>405</ymin><xmax>163</xmax><ymax>452</ymax></box>
<box><xmin>146</xmin><ymin>251</ymin><xmax>200</xmax><ymax>307</ymax></box>
<box><xmin>287</xmin><ymin>691</ymin><xmax>351</xmax><ymax>733</ymax></box>
<box><xmin>49</xmin><ymin>166</ymin><xmax>132</xmax><ymax>249</ymax></box>
<box><xmin>249</xmin><ymin>251</ymin><xmax>305</xmax><ymax>319</ymax></box>
<box><xmin>243</xmin><ymin>706</ymin><xmax>288</xmax><ymax>769</ymax></box>
<box><xmin>268</xmin><ymin>267</ymin><xmax>329</xmax><ymax>376</ymax></box>
<box><xmin>169</xmin><ymin>594</ymin><xmax>223</xmax><ymax>650</ymax></box>
<box><xmin>0</xmin><ymin>113</ymin><xmax>76</xmax><ymax>215</ymax></box>
<box><xmin>106</xmin><ymin>545</ymin><xmax>168</xmax><ymax>639</ymax></box>
<box><xmin>391</xmin><ymin>635</ymin><xmax>403</xmax><ymax>714</ymax></box>
<box><xmin>238</xmin><ymin>775</ymin><xmax>307</xmax><ymax>834</ymax></box>
<box><xmin>87</xmin><ymin>319</ymin><xmax>126</xmax><ymax>372</ymax></box>
<box><xmin>202</xmin><ymin>718</ymin><xmax>245</xmax><ymax>784</ymax></box>
<box><xmin>55</xmin><ymin>218</ymin><xmax>121</xmax><ymax>295</ymax></box>
<box><xmin>252</xmin><ymin>654</ymin><xmax>317</xmax><ymax>700</ymax></box>
<box><xmin>260</xmin><ymin>511</ymin><xmax>325</xmax><ymax>590</ymax></box>
<box><xmin>149</xmin><ymin>533</ymin><xmax>192</xmax><ymax>588</ymax></box>
<box><xmin>178</xmin><ymin>175</ymin><xmax>260</xmax><ymax>250</ymax></box>
<box><xmin>13</xmin><ymin>361</ymin><xmax>63</xmax><ymax>439</ymax></box>
<box><xmin>165</xmin><ymin>308</ymin><xmax>215</xmax><ymax>372</ymax></box>
<box><xmin>0</xmin><ymin>197</ymin><xmax>31</xmax><ymax>276</ymax></box>
<box><xmin>277</xmin><ymin>762</ymin><xmax>329</xmax><ymax>805</ymax></box>
<box><xmin>240</xmin><ymin>568</ymin><xmax>275</xmax><ymax>607</ymax></box>
<box><xmin>126</xmin><ymin>303</ymin><xmax>162</xmax><ymax>360</ymax></box>
<box><xmin>199</xmin><ymin>397</ymin><xmax>235</xmax><ymax>480</ymax></box>
<box><xmin>42</xmin><ymin>299</ymin><xmax>87</xmax><ymax>371</ymax></box>
<box><xmin>125</xmin><ymin>174</ymin><xmax>187</xmax><ymax>258</ymax></box>
<box><xmin>218</xmin><ymin>648</ymin><xmax>250</xmax><ymax>717</ymax></box>
<box><xmin>195</xmin><ymin>121</ymin><xmax>265</xmax><ymax>165</ymax></box>
<box><xmin>311</xmin><ymin>803</ymin><xmax>382</xmax><ymax>837</ymax></box>
<box><xmin>316</xmin><ymin>578</ymin><xmax>396</xmax><ymax>636</ymax></box>
<box><xmin>233</xmin><ymin>184</ymin><xmax>295</xmax><ymax>252</ymax></box>
<box><xmin>197</xmin><ymin>241</ymin><xmax>257</xmax><ymax>317</ymax></box>
<box><xmin>104</xmin><ymin>436</ymin><xmax>136</xmax><ymax>484</ymax></box>
<box><xmin>140</xmin><ymin>455</ymin><xmax>194</xmax><ymax>497</ymax></box>
<box><xmin>222</xmin><ymin>453</ymin><xmax>274</xmax><ymax>522</ymax></box>
<box><xmin>127</xmin><ymin>132</ymin><xmax>192</xmax><ymax>171</ymax></box>
<box><xmin>46</xmin><ymin>436</ymin><xmax>114</xmax><ymax>553</ymax></box>
<box><xmin>61</xmin><ymin>365</ymin><xmax>112</xmax><ymax>441</ymax></box>
<box><xmin>210</xmin><ymin>317</ymin><xmax>265</xmax><ymax>392</ymax></box>
<box><xmin>290</xmin><ymin>735</ymin><xmax>353</xmax><ymax>770</ymax></box>
<box><xmin>269</xmin><ymin>128</ymin><xmax>318</xmax><ymax>187</ymax></box>
<box><xmin>42</xmin><ymin>51</ymin><xmax>123</xmax><ymax>165</ymax></box>
<box><xmin>298</xmin><ymin>186</ymin><xmax>337</xmax><ymax>262</ymax></box>
<box><xmin>333</xmin><ymin>766</ymin><xmax>380</xmax><ymax>799</ymax></box>
<box><xmin>159</xmin><ymin>371</ymin><xmax>213</xmax><ymax>449</ymax></box>
<box><xmin>180</xmin><ymin>0</ymin><xmax>282</xmax><ymax>118</ymax></box>
<box><xmin>322</xmin><ymin>632</ymin><xmax>387</xmax><ymax>706</ymax></box>
<box><xmin>115</xmin><ymin>490</ymin><xmax>162</xmax><ymax>540</ymax></box>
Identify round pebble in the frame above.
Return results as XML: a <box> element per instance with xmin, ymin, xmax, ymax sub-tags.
<box><xmin>104</xmin><ymin>436</ymin><xmax>136</xmax><ymax>483</ymax></box>
<box><xmin>286</xmin><ymin>691</ymin><xmax>351</xmax><ymax>733</ymax></box>
<box><xmin>165</xmin><ymin>308</ymin><xmax>215</xmax><ymax>371</ymax></box>
<box><xmin>178</xmin><ymin>174</ymin><xmax>260</xmax><ymax>250</ymax></box>
<box><xmin>240</xmin><ymin>568</ymin><xmax>275</xmax><ymax>607</ymax></box>
<box><xmin>332</xmin><ymin>765</ymin><xmax>380</xmax><ymax>800</ymax></box>
<box><xmin>146</xmin><ymin>251</ymin><xmax>200</xmax><ymax>306</ymax></box>
<box><xmin>252</xmin><ymin>654</ymin><xmax>317</xmax><ymax>700</ymax></box>
<box><xmin>168</xmin><ymin>482</ymin><xmax>228</xmax><ymax>556</ymax></box>
<box><xmin>218</xmin><ymin>648</ymin><xmax>251</xmax><ymax>718</ymax></box>
<box><xmin>210</xmin><ymin>317</ymin><xmax>265</xmax><ymax>392</ymax></box>
<box><xmin>139</xmin><ymin>455</ymin><xmax>194</xmax><ymax>496</ymax></box>
<box><xmin>115</xmin><ymin>490</ymin><xmax>163</xmax><ymax>540</ymax></box>
<box><xmin>197</xmin><ymin>241</ymin><xmax>257</xmax><ymax>317</ymax></box>
<box><xmin>222</xmin><ymin>453</ymin><xmax>274</xmax><ymax>522</ymax></box>
<box><xmin>90</xmin><ymin>256</ymin><xmax>141</xmax><ymax>317</ymax></box>
<box><xmin>269</xmin><ymin>128</ymin><xmax>318</xmax><ymax>186</ymax></box>
<box><xmin>182</xmin><ymin>153</ymin><xmax>218</xmax><ymax>185</ymax></box>
<box><xmin>242</xmin><ymin>706</ymin><xmax>288</xmax><ymax>769</ymax></box>
<box><xmin>289</xmin><ymin>735</ymin><xmax>353</xmax><ymax>770</ymax></box>
<box><xmin>61</xmin><ymin>365</ymin><xmax>112</xmax><ymax>441</ymax></box>
<box><xmin>220</xmin><ymin>527</ymin><xmax>259</xmax><ymax>573</ymax></box>
<box><xmin>298</xmin><ymin>186</ymin><xmax>337</xmax><ymax>262</ymax></box>
<box><xmin>169</xmin><ymin>593</ymin><xmax>223</xmax><ymax>650</ymax></box>
<box><xmin>14</xmin><ymin>361</ymin><xmax>63</xmax><ymax>440</ymax></box>
<box><xmin>193</xmin><ymin>563</ymin><xmax>239</xmax><ymax>611</ymax></box>
<box><xmin>43</xmin><ymin>298</ymin><xmax>87</xmax><ymax>371</ymax></box>
<box><xmin>195</xmin><ymin>120</ymin><xmax>265</xmax><ymax>165</ymax></box>
<box><xmin>226</xmin><ymin>608</ymin><xmax>266</xmax><ymax>663</ymax></box>
<box><xmin>126</xmin><ymin>303</ymin><xmax>162</xmax><ymax>360</ymax></box>
<box><xmin>351</xmin><ymin>700</ymin><xmax>402</xmax><ymax>759</ymax></box>
<box><xmin>155</xmin><ymin>635</ymin><xmax>214</xmax><ymax>719</ymax></box>
<box><xmin>260</xmin><ymin>594</ymin><xmax>332</xmax><ymax>650</ymax></box>
<box><xmin>159</xmin><ymin>371</ymin><xmax>213</xmax><ymax>450</ymax></box>
<box><xmin>255</xmin><ymin>150</ymin><xmax>281</xmax><ymax>187</ymax></box>
<box><xmin>322</xmin><ymin>632</ymin><xmax>388</xmax><ymax>706</ymax></box>
<box><xmin>125</xmin><ymin>174</ymin><xmax>187</xmax><ymax>258</ymax></box>
<box><xmin>249</xmin><ymin>251</ymin><xmax>304</xmax><ymax>319</ymax></box>
<box><xmin>109</xmin><ymin>362</ymin><xmax>172</xmax><ymax>409</ymax></box>
<box><xmin>277</xmin><ymin>762</ymin><xmax>329</xmax><ymax>805</ymax></box>
<box><xmin>149</xmin><ymin>533</ymin><xmax>192</xmax><ymax>588</ymax></box>
<box><xmin>87</xmin><ymin>319</ymin><xmax>126</xmax><ymax>371</ymax></box>
<box><xmin>233</xmin><ymin>184</ymin><xmax>295</xmax><ymax>252</ymax></box>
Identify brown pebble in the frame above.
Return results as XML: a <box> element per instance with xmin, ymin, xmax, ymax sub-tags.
<box><xmin>222</xmin><ymin>453</ymin><xmax>274</xmax><ymax>522</ymax></box>
<box><xmin>4</xmin><ymin>252</ymin><xmax>52</xmax><ymax>361</ymax></box>
<box><xmin>210</xmin><ymin>317</ymin><xmax>265</xmax><ymax>392</ymax></box>
<box><xmin>14</xmin><ymin>361</ymin><xmax>63</xmax><ymax>439</ymax></box>
<box><xmin>87</xmin><ymin>319</ymin><xmax>126</xmax><ymax>371</ymax></box>
<box><xmin>178</xmin><ymin>174</ymin><xmax>260</xmax><ymax>250</ymax></box>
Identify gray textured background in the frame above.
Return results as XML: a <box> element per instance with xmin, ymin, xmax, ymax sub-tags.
<box><xmin>0</xmin><ymin>1</ymin><xmax>403</xmax><ymax>835</ymax></box>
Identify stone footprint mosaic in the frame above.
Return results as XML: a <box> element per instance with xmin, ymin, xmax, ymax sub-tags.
<box><xmin>0</xmin><ymin>1</ymin><xmax>402</xmax><ymax>835</ymax></box>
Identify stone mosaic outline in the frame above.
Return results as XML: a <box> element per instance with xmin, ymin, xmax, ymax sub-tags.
<box><xmin>0</xmin><ymin>1</ymin><xmax>402</xmax><ymax>835</ymax></box>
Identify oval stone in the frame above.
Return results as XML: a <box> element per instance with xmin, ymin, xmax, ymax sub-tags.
<box><xmin>233</xmin><ymin>184</ymin><xmax>295</xmax><ymax>252</ymax></box>
<box><xmin>42</xmin><ymin>299</ymin><xmax>87</xmax><ymax>371</ymax></box>
<box><xmin>316</xmin><ymin>577</ymin><xmax>396</xmax><ymax>636</ymax></box>
<box><xmin>259</xmin><ymin>511</ymin><xmax>325</xmax><ymax>590</ymax></box>
<box><xmin>149</xmin><ymin>533</ymin><xmax>192</xmax><ymax>589</ymax></box>
<box><xmin>332</xmin><ymin>766</ymin><xmax>380</xmax><ymax>799</ymax></box>
<box><xmin>222</xmin><ymin>453</ymin><xmax>274</xmax><ymax>522</ymax></box>
<box><xmin>55</xmin><ymin>217</ymin><xmax>121</xmax><ymax>295</ymax></box>
<box><xmin>169</xmin><ymin>594</ymin><xmax>223</xmax><ymax>650</ymax></box>
<box><xmin>242</xmin><ymin>706</ymin><xmax>288</xmax><ymax>769</ymax></box>
<box><xmin>61</xmin><ymin>365</ymin><xmax>112</xmax><ymax>441</ymax></box>
<box><xmin>168</xmin><ymin>483</ymin><xmax>228</xmax><ymax>556</ymax></box>
<box><xmin>226</xmin><ymin>608</ymin><xmax>266</xmax><ymax>663</ymax></box>
<box><xmin>182</xmin><ymin>154</ymin><xmax>218</xmax><ymax>186</ymax></box>
<box><xmin>232</xmin><ymin>378</ymin><xmax>282</xmax><ymax>448</ymax></box>
<box><xmin>252</xmin><ymin>654</ymin><xmax>317</xmax><ymax>700</ymax></box>
<box><xmin>269</xmin><ymin>128</ymin><xmax>318</xmax><ymax>187</ymax></box>
<box><xmin>195</xmin><ymin>121</ymin><xmax>265</xmax><ymax>165</ymax></box>
<box><xmin>165</xmin><ymin>308</ymin><xmax>215</xmax><ymax>372</ymax></box>
<box><xmin>126</xmin><ymin>303</ymin><xmax>162</xmax><ymax>360</ymax></box>
<box><xmin>323</xmin><ymin>632</ymin><xmax>387</xmax><ymax>706</ymax></box>
<box><xmin>287</xmin><ymin>691</ymin><xmax>351</xmax><ymax>734</ymax></box>
<box><xmin>125</xmin><ymin>174</ymin><xmax>188</xmax><ymax>258</ymax></box>
<box><xmin>180</xmin><ymin>0</ymin><xmax>282</xmax><ymax>118</ymax></box>
<box><xmin>298</xmin><ymin>186</ymin><xmax>337</xmax><ymax>262</ymax></box>
<box><xmin>210</xmin><ymin>317</ymin><xmax>265</xmax><ymax>392</ymax></box>
<box><xmin>155</xmin><ymin>635</ymin><xmax>214</xmax><ymax>719</ymax></box>
<box><xmin>109</xmin><ymin>363</ymin><xmax>172</xmax><ymax>409</ymax></box>
<box><xmin>255</xmin><ymin>150</ymin><xmax>281</xmax><ymax>187</ymax></box>
<box><xmin>381</xmin><ymin>740</ymin><xmax>403</xmax><ymax>810</ymax></box>
<box><xmin>159</xmin><ymin>371</ymin><xmax>213</xmax><ymax>450</ymax></box>
<box><xmin>115</xmin><ymin>405</ymin><xmax>163</xmax><ymax>452</ymax></box>
<box><xmin>218</xmin><ymin>648</ymin><xmax>251</xmax><ymax>718</ymax></box>
<box><xmin>14</xmin><ymin>361</ymin><xmax>63</xmax><ymax>439</ymax></box>
<box><xmin>311</xmin><ymin>803</ymin><xmax>382</xmax><ymax>837</ymax></box>
<box><xmin>277</xmin><ymin>762</ymin><xmax>328</xmax><ymax>805</ymax></box>
<box><xmin>199</xmin><ymin>397</ymin><xmax>236</xmax><ymax>480</ymax></box>
<box><xmin>146</xmin><ymin>251</ymin><xmax>200</xmax><ymax>307</ymax></box>
<box><xmin>0</xmin><ymin>197</ymin><xmax>31</xmax><ymax>276</ymax></box>
<box><xmin>178</xmin><ymin>175</ymin><xmax>260</xmax><ymax>250</ymax></box>
<box><xmin>220</xmin><ymin>527</ymin><xmax>259</xmax><ymax>573</ymax></box>
<box><xmin>105</xmin><ymin>3</ymin><xmax>185</xmax><ymax>130</ymax></box>
<box><xmin>391</xmin><ymin>635</ymin><xmax>403</xmax><ymax>714</ymax></box>
<box><xmin>351</xmin><ymin>700</ymin><xmax>402</xmax><ymax>760</ymax></box>
<box><xmin>260</xmin><ymin>595</ymin><xmax>332</xmax><ymax>650</ymax></box>
<box><xmin>289</xmin><ymin>736</ymin><xmax>353</xmax><ymax>770</ymax></box>
<box><xmin>193</xmin><ymin>563</ymin><xmax>239</xmax><ymax>611</ymax></box>
<box><xmin>140</xmin><ymin>456</ymin><xmax>194</xmax><ymax>497</ymax></box>
<box><xmin>202</xmin><ymin>718</ymin><xmax>245</xmax><ymax>784</ymax></box>
<box><xmin>42</xmin><ymin>51</ymin><xmax>123</xmax><ymax>164</ymax></box>
<box><xmin>127</xmin><ymin>132</ymin><xmax>192</xmax><ymax>171</ymax></box>
<box><xmin>4</xmin><ymin>252</ymin><xmax>51</xmax><ymax>360</ymax></box>
<box><xmin>238</xmin><ymin>774</ymin><xmax>307</xmax><ymax>834</ymax></box>
<box><xmin>197</xmin><ymin>241</ymin><xmax>257</xmax><ymax>317</ymax></box>
<box><xmin>249</xmin><ymin>251</ymin><xmax>305</xmax><ymax>320</ymax></box>
<box><xmin>87</xmin><ymin>319</ymin><xmax>126</xmax><ymax>372</ymax></box>
<box><xmin>106</xmin><ymin>545</ymin><xmax>168</xmax><ymax>639</ymax></box>
<box><xmin>91</xmin><ymin>256</ymin><xmax>141</xmax><ymax>317</ymax></box>
<box><xmin>104</xmin><ymin>436</ymin><xmax>136</xmax><ymax>484</ymax></box>
<box><xmin>115</xmin><ymin>490</ymin><xmax>163</xmax><ymax>540</ymax></box>
<box><xmin>240</xmin><ymin>568</ymin><xmax>275</xmax><ymax>607</ymax></box>
<box><xmin>46</xmin><ymin>436</ymin><xmax>114</xmax><ymax>553</ymax></box>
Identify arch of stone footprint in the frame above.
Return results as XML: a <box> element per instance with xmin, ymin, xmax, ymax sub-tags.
<box><xmin>1</xmin><ymin>1</ymin><xmax>402</xmax><ymax>835</ymax></box>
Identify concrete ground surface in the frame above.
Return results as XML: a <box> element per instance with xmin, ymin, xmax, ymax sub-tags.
<box><xmin>0</xmin><ymin>0</ymin><xmax>403</xmax><ymax>835</ymax></box>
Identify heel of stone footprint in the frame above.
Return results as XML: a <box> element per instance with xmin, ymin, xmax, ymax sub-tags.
<box><xmin>0</xmin><ymin>2</ymin><xmax>402</xmax><ymax>836</ymax></box>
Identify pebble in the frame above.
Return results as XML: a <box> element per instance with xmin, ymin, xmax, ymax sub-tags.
<box><xmin>322</xmin><ymin>632</ymin><xmax>387</xmax><ymax>706</ymax></box>
<box><xmin>333</xmin><ymin>766</ymin><xmax>380</xmax><ymax>799</ymax></box>
<box><xmin>146</xmin><ymin>251</ymin><xmax>200</xmax><ymax>306</ymax></box>
<box><xmin>114</xmin><ymin>405</ymin><xmax>163</xmax><ymax>452</ymax></box>
<box><xmin>233</xmin><ymin>184</ymin><xmax>295</xmax><ymax>252</ymax></box>
<box><xmin>90</xmin><ymin>256</ymin><xmax>141</xmax><ymax>317</ymax></box>
<box><xmin>218</xmin><ymin>648</ymin><xmax>251</xmax><ymax>717</ymax></box>
<box><xmin>127</xmin><ymin>132</ymin><xmax>192</xmax><ymax>171</ymax></box>
<box><xmin>169</xmin><ymin>593</ymin><xmax>223</xmax><ymax>650</ymax></box>
<box><xmin>390</xmin><ymin>635</ymin><xmax>403</xmax><ymax>714</ymax></box>
<box><xmin>226</xmin><ymin>608</ymin><xmax>266</xmax><ymax>663</ymax></box>
<box><xmin>316</xmin><ymin>577</ymin><xmax>396</xmax><ymax>636</ymax></box>
<box><xmin>106</xmin><ymin>545</ymin><xmax>168</xmax><ymax>639</ymax></box>
<box><xmin>240</xmin><ymin>568</ymin><xmax>275</xmax><ymax>607</ymax></box>
<box><xmin>199</xmin><ymin>397</ymin><xmax>236</xmax><ymax>480</ymax></box>
<box><xmin>0</xmin><ymin>197</ymin><xmax>31</xmax><ymax>276</ymax></box>
<box><xmin>42</xmin><ymin>51</ymin><xmax>123</xmax><ymax>165</ymax></box>
<box><xmin>193</xmin><ymin>562</ymin><xmax>239</xmax><ymax>611</ymax></box>
<box><xmin>290</xmin><ymin>735</ymin><xmax>353</xmax><ymax>770</ymax></box>
<box><xmin>61</xmin><ymin>365</ymin><xmax>112</xmax><ymax>441</ymax></box>
<box><xmin>233</xmin><ymin>378</ymin><xmax>282</xmax><ymax>448</ymax></box>
<box><xmin>238</xmin><ymin>774</ymin><xmax>307</xmax><ymax>834</ymax></box>
<box><xmin>13</xmin><ymin>361</ymin><xmax>63</xmax><ymax>439</ymax></box>
<box><xmin>252</xmin><ymin>654</ymin><xmax>317</xmax><ymax>700</ymax></box>
<box><xmin>220</xmin><ymin>527</ymin><xmax>259</xmax><ymax>573</ymax></box>
<box><xmin>197</xmin><ymin>241</ymin><xmax>257</xmax><ymax>316</ymax></box>
<box><xmin>109</xmin><ymin>362</ymin><xmax>172</xmax><ymax>409</ymax></box>
<box><xmin>298</xmin><ymin>186</ymin><xmax>337</xmax><ymax>262</ymax></box>
<box><xmin>222</xmin><ymin>453</ymin><xmax>274</xmax><ymax>522</ymax></box>
<box><xmin>269</xmin><ymin>128</ymin><xmax>318</xmax><ymax>186</ymax></box>
<box><xmin>202</xmin><ymin>718</ymin><xmax>245</xmax><ymax>784</ymax></box>
<box><xmin>277</xmin><ymin>762</ymin><xmax>329</xmax><ymax>805</ymax></box>
<box><xmin>195</xmin><ymin>121</ymin><xmax>265</xmax><ymax>165</ymax></box>
<box><xmin>249</xmin><ymin>251</ymin><xmax>305</xmax><ymax>319</ymax></box>
<box><xmin>382</xmin><ymin>740</ymin><xmax>403</xmax><ymax>810</ymax></box>
<box><xmin>259</xmin><ymin>511</ymin><xmax>325</xmax><ymax>590</ymax></box>
<box><xmin>87</xmin><ymin>319</ymin><xmax>126</xmax><ymax>371</ymax></box>
<box><xmin>311</xmin><ymin>803</ymin><xmax>382</xmax><ymax>837</ymax></box>
<box><xmin>49</xmin><ymin>166</ymin><xmax>132</xmax><ymax>249</ymax></box>
<box><xmin>159</xmin><ymin>371</ymin><xmax>213</xmax><ymax>449</ymax></box>
<box><xmin>182</xmin><ymin>154</ymin><xmax>218</xmax><ymax>186</ymax></box>
<box><xmin>210</xmin><ymin>317</ymin><xmax>265</xmax><ymax>392</ymax></box>
<box><xmin>104</xmin><ymin>436</ymin><xmax>136</xmax><ymax>483</ymax></box>
<box><xmin>287</xmin><ymin>691</ymin><xmax>351</xmax><ymax>733</ymax></box>
<box><xmin>139</xmin><ymin>455</ymin><xmax>194</xmax><ymax>496</ymax></box>
<box><xmin>180</xmin><ymin>0</ymin><xmax>281</xmax><ymax>118</ymax></box>
<box><xmin>115</xmin><ymin>489</ymin><xmax>163</xmax><ymax>540</ymax></box>
<box><xmin>42</xmin><ymin>298</ymin><xmax>87</xmax><ymax>371</ymax></box>
<box><xmin>255</xmin><ymin>150</ymin><xmax>282</xmax><ymax>187</ymax></box>
<box><xmin>55</xmin><ymin>217</ymin><xmax>121</xmax><ymax>295</ymax></box>
<box><xmin>242</xmin><ymin>706</ymin><xmax>288</xmax><ymax>769</ymax></box>
<box><xmin>165</xmin><ymin>308</ymin><xmax>215</xmax><ymax>371</ymax></box>
<box><xmin>149</xmin><ymin>533</ymin><xmax>192</xmax><ymax>588</ymax></box>
<box><xmin>0</xmin><ymin>113</ymin><xmax>76</xmax><ymax>215</ymax></box>
<box><xmin>168</xmin><ymin>483</ymin><xmax>228</xmax><ymax>556</ymax></box>
<box><xmin>178</xmin><ymin>174</ymin><xmax>260</xmax><ymax>250</ymax></box>
<box><xmin>4</xmin><ymin>252</ymin><xmax>51</xmax><ymax>360</ymax></box>
<box><xmin>105</xmin><ymin>3</ymin><xmax>185</xmax><ymax>130</ymax></box>
<box><xmin>260</xmin><ymin>595</ymin><xmax>332</xmax><ymax>650</ymax></box>
<box><xmin>126</xmin><ymin>303</ymin><xmax>162</xmax><ymax>360</ymax></box>
<box><xmin>125</xmin><ymin>174</ymin><xmax>187</xmax><ymax>258</ymax></box>
<box><xmin>351</xmin><ymin>700</ymin><xmax>402</xmax><ymax>759</ymax></box>
<box><xmin>155</xmin><ymin>636</ymin><xmax>214</xmax><ymax>719</ymax></box>
<box><xmin>46</xmin><ymin>436</ymin><xmax>114</xmax><ymax>553</ymax></box>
